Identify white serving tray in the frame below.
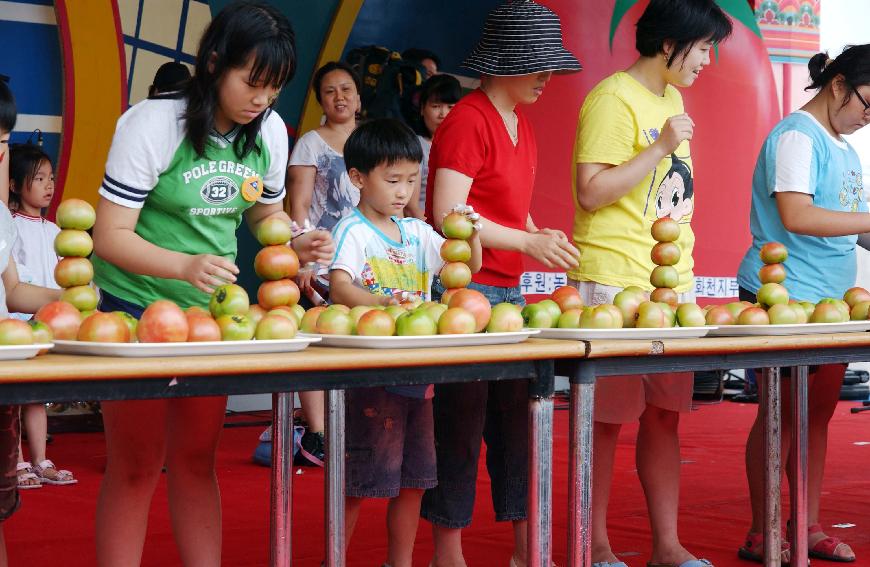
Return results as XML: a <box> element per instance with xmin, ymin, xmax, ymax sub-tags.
<box><xmin>707</xmin><ymin>320</ymin><xmax>870</xmax><ymax>337</ymax></box>
<box><xmin>536</xmin><ymin>326</ymin><xmax>713</xmax><ymax>340</ymax></box>
<box><xmin>0</xmin><ymin>344</ymin><xmax>53</xmax><ymax>361</ymax></box>
<box><xmin>300</xmin><ymin>329</ymin><xmax>540</xmax><ymax>349</ymax></box>
<box><xmin>52</xmin><ymin>337</ymin><xmax>321</xmax><ymax>357</ymax></box>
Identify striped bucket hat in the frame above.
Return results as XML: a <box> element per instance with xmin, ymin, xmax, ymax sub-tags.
<box><xmin>462</xmin><ymin>0</ymin><xmax>582</xmax><ymax>76</ymax></box>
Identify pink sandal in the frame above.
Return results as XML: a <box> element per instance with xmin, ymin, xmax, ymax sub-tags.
<box><xmin>738</xmin><ymin>531</ymin><xmax>790</xmax><ymax>564</ymax></box>
<box><xmin>32</xmin><ymin>459</ymin><xmax>77</xmax><ymax>486</ymax></box>
<box><xmin>807</xmin><ymin>524</ymin><xmax>855</xmax><ymax>563</ymax></box>
<box><xmin>15</xmin><ymin>462</ymin><xmax>42</xmax><ymax>490</ymax></box>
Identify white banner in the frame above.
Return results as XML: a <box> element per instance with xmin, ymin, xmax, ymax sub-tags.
<box><xmin>520</xmin><ymin>272</ymin><xmax>739</xmax><ymax>299</ymax></box>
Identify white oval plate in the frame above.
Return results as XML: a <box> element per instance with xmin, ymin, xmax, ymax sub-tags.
<box><xmin>0</xmin><ymin>344</ymin><xmax>54</xmax><ymax>361</ymax></box>
<box><xmin>52</xmin><ymin>337</ymin><xmax>321</xmax><ymax>357</ymax></box>
<box><xmin>536</xmin><ymin>327</ymin><xmax>714</xmax><ymax>340</ymax></box>
<box><xmin>707</xmin><ymin>320</ymin><xmax>870</xmax><ymax>337</ymax></box>
<box><xmin>300</xmin><ymin>329</ymin><xmax>540</xmax><ymax>349</ymax></box>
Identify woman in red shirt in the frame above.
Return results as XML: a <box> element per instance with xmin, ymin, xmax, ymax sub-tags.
<box><xmin>420</xmin><ymin>3</ymin><xmax>581</xmax><ymax>566</ymax></box>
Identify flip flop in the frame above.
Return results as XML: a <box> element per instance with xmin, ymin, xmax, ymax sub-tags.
<box><xmin>807</xmin><ymin>524</ymin><xmax>855</xmax><ymax>563</ymax></box>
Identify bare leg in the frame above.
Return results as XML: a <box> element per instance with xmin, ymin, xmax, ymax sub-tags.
<box><xmin>431</xmin><ymin>525</ymin><xmax>466</xmax><ymax>567</ymax></box>
<box><xmin>95</xmin><ymin>400</ymin><xmax>168</xmax><ymax>567</ymax></box>
<box><xmin>299</xmin><ymin>391</ymin><xmax>325</xmax><ymax>433</ymax></box>
<box><xmin>510</xmin><ymin>520</ymin><xmax>528</xmax><ymax>566</ymax></box>
<box><xmin>345</xmin><ymin>496</ymin><xmax>364</xmax><ymax>551</ymax></box>
<box><xmin>803</xmin><ymin>367</ymin><xmax>853</xmax><ymax>558</ymax></box>
<box><xmin>591</xmin><ymin>421</ymin><xmax>621</xmax><ymax>564</ymax></box>
<box><xmin>166</xmin><ymin>396</ymin><xmax>227</xmax><ymax>567</ymax></box>
<box><xmin>387</xmin><ymin>489</ymin><xmax>424</xmax><ymax>567</ymax></box>
<box><xmin>22</xmin><ymin>404</ymin><xmax>47</xmax><ymax>464</ymax></box>
<box><xmin>637</xmin><ymin>405</ymin><xmax>694</xmax><ymax>566</ymax></box>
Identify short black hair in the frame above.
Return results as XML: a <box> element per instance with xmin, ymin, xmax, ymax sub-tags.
<box><xmin>149</xmin><ymin>62</ymin><xmax>191</xmax><ymax>97</ymax></box>
<box><xmin>312</xmin><ymin>61</ymin><xmax>362</xmax><ymax>105</ymax></box>
<box><xmin>402</xmin><ymin>48</ymin><xmax>441</xmax><ymax>69</ymax></box>
<box><xmin>636</xmin><ymin>0</ymin><xmax>732</xmax><ymax>68</ymax></box>
<box><xmin>9</xmin><ymin>143</ymin><xmax>52</xmax><ymax>211</ymax></box>
<box><xmin>344</xmin><ymin>118</ymin><xmax>423</xmax><ymax>174</ymax></box>
<box><xmin>806</xmin><ymin>44</ymin><xmax>870</xmax><ymax>105</ymax></box>
<box><xmin>0</xmin><ymin>75</ymin><xmax>16</xmax><ymax>134</ymax></box>
<box><xmin>419</xmin><ymin>74</ymin><xmax>462</xmax><ymax>108</ymax></box>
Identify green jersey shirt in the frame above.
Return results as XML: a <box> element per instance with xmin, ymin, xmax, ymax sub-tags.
<box><xmin>93</xmin><ymin>98</ymin><xmax>287</xmax><ymax>308</ymax></box>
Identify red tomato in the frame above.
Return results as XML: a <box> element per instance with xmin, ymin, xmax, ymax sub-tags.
<box><xmin>254</xmin><ymin>245</ymin><xmax>300</xmax><ymax>281</ymax></box>
<box><xmin>186</xmin><ymin>315</ymin><xmax>222</xmax><ymax>342</ymax></box>
<box><xmin>257</xmin><ymin>279</ymin><xmax>301</xmax><ymax>309</ymax></box>
<box><xmin>54</xmin><ymin>257</ymin><xmax>94</xmax><ymax>288</ymax></box>
<box><xmin>137</xmin><ymin>300</ymin><xmax>189</xmax><ymax>343</ymax></box>
<box><xmin>77</xmin><ymin>312</ymin><xmax>131</xmax><ymax>343</ymax></box>
<box><xmin>34</xmin><ymin>301</ymin><xmax>82</xmax><ymax>340</ymax></box>
<box><xmin>447</xmin><ymin>289</ymin><xmax>492</xmax><ymax>332</ymax></box>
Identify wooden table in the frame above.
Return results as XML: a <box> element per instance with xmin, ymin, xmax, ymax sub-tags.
<box><xmin>0</xmin><ymin>338</ymin><xmax>584</xmax><ymax>567</ymax></box>
<box><xmin>557</xmin><ymin>332</ymin><xmax>870</xmax><ymax>567</ymax></box>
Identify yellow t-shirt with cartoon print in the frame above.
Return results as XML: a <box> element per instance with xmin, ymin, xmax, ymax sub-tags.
<box><xmin>569</xmin><ymin>71</ymin><xmax>695</xmax><ymax>292</ymax></box>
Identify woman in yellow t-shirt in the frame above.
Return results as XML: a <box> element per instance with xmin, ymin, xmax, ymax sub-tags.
<box><xmin>570</xmin><ymin>1</ymin><xmax>731</xmax><ymax>566</ymax></box>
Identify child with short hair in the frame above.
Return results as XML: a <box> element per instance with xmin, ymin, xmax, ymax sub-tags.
<box><xmin>8</xmin><ymin>143</ymin><xmax>76</xmax><ymax>489</ymax></box>
<box><xmin>0</xmin><ymin>75</ymin><xmax>61</xmax><ymax>567</ymax></box>
<box><xmin>329</xmin><ymin>118</ymin><xmax>481</xmax><ymax>567</ymax></box>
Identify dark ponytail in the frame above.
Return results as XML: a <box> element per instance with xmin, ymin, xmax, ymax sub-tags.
<box><xmin>806</xmin><ymin>44</ymin><xmax>870</xmax><ymax>94</ymax></box>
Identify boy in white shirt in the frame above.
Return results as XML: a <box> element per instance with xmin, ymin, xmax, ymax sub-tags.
<box><xmin>329</xmin><ymin>118</ymin><xmax>481</xmax><ymax>567</ymax></box>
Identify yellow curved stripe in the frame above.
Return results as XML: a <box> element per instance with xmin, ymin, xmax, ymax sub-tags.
<box><xmin>55</xmin><ymin>0</ymin><xmax>126</xmax><ymax>208</ymax></box>
<box><xmin>298</xmin><ymin>0</ymin><xmax>364</xmax><ymax>136</ymax></box>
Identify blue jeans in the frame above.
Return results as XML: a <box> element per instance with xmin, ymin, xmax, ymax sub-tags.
<box><xmin>420</xmin><ymin>279</ymin><xmax>529</xmax><ymax>528</ymax></box>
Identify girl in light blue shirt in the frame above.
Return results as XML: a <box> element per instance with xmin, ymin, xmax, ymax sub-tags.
<box><xmin>736</xmin><ymin>44</ymin><xmax>870</xmax><ymax>564</ymax></box>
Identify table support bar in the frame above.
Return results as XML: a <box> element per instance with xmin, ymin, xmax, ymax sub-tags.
<box><xmin>568</xmin><ymin>381</ymin><xmax>595</xmax><ymax>567</ymax></box>
<box><xmin>528</xmin><ymin>395</ymin><xmax>554</xmax><ymax>567</ymax></box>
<box><xmin>762</xmin><ymin>368</ymin><xmax>781</xmax><ymax>567</ymax></box>
<box><xmin>325</xmin><ymin>389</ymin><xmax>346</xmax><ymax>567</ymax></box>
<box><xmin>790</xmin><ymin>366</ymin><xmax>809</xmax><ymax>567</ymax></box>
<box><xmin>270</xmin><ymin>392</ymin><xmax>294</xmax><ymax>567</ymax></box>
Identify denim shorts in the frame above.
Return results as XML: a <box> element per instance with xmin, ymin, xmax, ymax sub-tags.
<box><xmin>432</xmin><ymin>278</ymin><xmax>526</xmax><ymax>307</ymax></box>
<box><xmin>421</xmin><ymin>279</ymin><xmax>529</xmax><ymax>528</ymax></box>
<box><xmin>345</xmin><ymin>387</ymin><xmax>437</xmax><ymax>498</ymax></box>
<box><xmin>0</xmin><ymin>405</ymin><xmax>20</xmax><ymax>522</ymax></box>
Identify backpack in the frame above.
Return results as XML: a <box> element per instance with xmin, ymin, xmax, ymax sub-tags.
<box><xmin>344</xmin><ymin>45</ymin><xmax>425</xmax><ymax>124</ymax></box>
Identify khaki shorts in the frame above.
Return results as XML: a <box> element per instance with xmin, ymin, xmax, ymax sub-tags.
<box><xmin>568</xmin><ymin>280</ymin><xmax>694</xmax><ymax>424</ymax></box>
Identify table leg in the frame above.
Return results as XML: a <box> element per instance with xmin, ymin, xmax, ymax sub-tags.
<box><xmin>270</xmin><ymin>392</ymin><xmax>294</xmax><ymax>567</ymax></box>
<box><xmin>789</xmin><ymin>366</ymin><xmax>809</xmax><ymax>567</ymax></box>
<box><xmin>762</xmin><ymin>368</ymin><xmax>782</xmax><ymax>567</ymax></box>
<box><xmin>528</xmin><ymin>393</ymin><xmax>554</xmax><ymax>567</ymax></box>
<box><xmin>325</xmin><ymin>389</ymin><xmax>346</xmax><ymax>567</ymax></box>
<box><xmin>568</xmin><ymin>364</ymin><xmax>595</xmax><ymax>567</ymax></box>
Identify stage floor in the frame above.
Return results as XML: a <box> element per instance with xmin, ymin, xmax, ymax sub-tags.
<box><xmin>6</xmin><ymin>398</ymin><xmax>870</xmax><ymax>566</ymax></box>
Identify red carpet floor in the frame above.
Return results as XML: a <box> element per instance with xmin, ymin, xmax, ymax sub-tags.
<box><xmin>5</xmin><ymin>399</ymin><xmax>870</xmax><ymax>566</ymax></box>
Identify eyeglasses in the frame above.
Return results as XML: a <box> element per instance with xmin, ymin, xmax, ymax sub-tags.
<box><xmin>852</xmin><ymin>85</ymin><xmax>870</xmax><ymax>113</ymax></box>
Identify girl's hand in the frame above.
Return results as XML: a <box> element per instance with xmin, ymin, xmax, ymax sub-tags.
<box><xmin>182</xmin><ymin>254</ymin><xmax>239</xmax><ymax>294</ymax></box>
<box><xmin>292</xmin><ymin>229</ymin><xmax>335</xmax><ymax>265</ymax></box>
<box><xmin>655</xmin><ymin>113</ymin><xmax>694</xmax><ymax>155</ymax></box>
<box><xmin>295</xmin><ymin>269</ymin><xmax>316</xmax><ymax>295</ymax></box>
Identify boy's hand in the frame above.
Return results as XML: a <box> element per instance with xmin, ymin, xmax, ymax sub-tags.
<box><xmin>183</xmin><ymin>254</ymin><xmax>239</xmax><ymax>294</ymax></box>
<box><xmin>292</xmin><ymin>229</ymin><xmax>335</xmax><ymax>265</ymax></box>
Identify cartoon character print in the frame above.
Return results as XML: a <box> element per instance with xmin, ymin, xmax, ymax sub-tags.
<box><xmin>311</xmin><ymin>153</ymin><xmax>360</xmax><ymax>232</ymax></box>
<box><xmin>653</xmin><ymin>154</ymin><xmax>694</xmax><ymax>221</ymax></box>
<box><xmin>839</xmin><ymin>169</ymin><xmax>864</xmax><ymax>212</ymax></box>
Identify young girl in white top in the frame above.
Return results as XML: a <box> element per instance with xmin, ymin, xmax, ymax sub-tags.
<box><xmin>8</xmin><ymin>143</ymin><xmax>76</xmax><ymax>489</ymax></box>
